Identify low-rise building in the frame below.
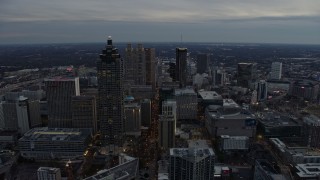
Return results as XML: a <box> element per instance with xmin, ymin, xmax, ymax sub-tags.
<box><xmin>84</xmin><ymin>154</ymin><xmax>139</xmax><ymax>180</ymax></box>
<box><xmin>294</xmin><ymin>163</ymin><xmax>320</xmax><ymax>180</ymax></box>
<box><xmin>205</xmin><ymin>99</ymin><xmax>256</xmax><ymax>138</ymax></box>
<box><xmin>257</xmin><ymin>112</ymin><xmax>302</xmax><ymax>138</ymax></box>
<box><xmin>198</xmin><ymin>90</ymin><xmax>223</xmax><ymax>107</ymax></box>
<box><xmin>289</xmin><ymin>79</ymin><xmax>319</xmax><ymax>101</ymax></box>
<box><xmin>254</xmin><ymin>159</ymin><xmax>286</xmax><ymax>180</ymax></box>
<box><xmin>270</xmin><ymin>138</ymin><xmax>320</xmax><ymax>165</ymax></box>
<box><xmin>220</xmin><ymin>135</ymin><xmax>249</xmax><ymax>151</ymax></box>
<box><xmin>18</xmin><ymin>127</ymin><xmax>91</xmax><ymax>160</ymax></box>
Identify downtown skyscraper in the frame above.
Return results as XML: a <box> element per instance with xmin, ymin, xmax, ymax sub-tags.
<box><xmin>176</xmin><ymin>48</ymin><xmax>187</xmax><ymax>87</ymax></box>
<box><xmin>97</xmin><ymin>37</ymin><xmax>124</xmax><ymax>147</ymax></box>
<box><xmin>45</xmin><ymin>77</ymin><xmax>80</xmax><ymax>128</ymax></box>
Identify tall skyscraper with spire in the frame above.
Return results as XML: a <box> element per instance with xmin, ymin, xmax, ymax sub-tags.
<box><xmin>97</xmin><ymin>37</ymin><xmax>124</xmax><ymax>147</ymax></box>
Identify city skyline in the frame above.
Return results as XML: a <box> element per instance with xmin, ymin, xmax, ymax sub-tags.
<box><xmin>0</xmin><ymin>0</ymin><xmax>320</xmax><ymax>44</ymax></box>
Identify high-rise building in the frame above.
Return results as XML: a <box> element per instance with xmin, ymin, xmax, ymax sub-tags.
<box><xmin>270</xmin><ymin>62</ymin><xmax>282</xmax><ymax>80</ymax></box>
<box><xmin>212</xmin><ymin>67</ymin><xmax>228</xmax><ymax>86</ymax></box>
<box><xmin>124</xmin><ymin>103</ymin><xmax>141</xmax><ymax>134</ymax></box>
<box><xmin>197</xmin><ymin>53</ymin><xmax>209</xmax><ymax>74</ymax></box>
<box><xmin>176</xmin><ymin>48</ymin><xmax>187</xmax><ymax>87</ymax></box>
<box><xmin>174</xmin><ymin>88</ymin><xmax>197</xmax><ymax>120</ymax></box>
<box><xmin>141</xmin><ymin>99</ymin><xmax>151</xmax><ymax>127</ymax></box>
<box><xmin>145</xmin><ymin>48</ymin><xmax>156</xmax><ymax>90</ymax></box>
<box><xmin>159</xmin><ymin>114</ymin><xmax>175</xmax><ymax>150</ymax></box>
<box><xmin>71</xmin><ymin>96</ymin><xmax>97</xmax><ymax>132</ymax></box>
<box><xmin>45</xmin><ymin>77</ymin><xmax>80</xmax><ymax>128</ymax></box>
<box><xmin>97</xmin><ymin>37</ymin><xmax>124</xmax><ymax>147</ymax></box>
<box><xmin>0</xmin><ymin>96</ymin><xmax>37</xmax><ymax>134</ymax></box>
<box><xmin>168</xmin><ymin>62</ymin><xmax>176</xmax><ymax>81</ymax></box>
<box><xmin>124</xmin><ymin>44</ymin><xmax>146</xmax><ymax>85</ymax></box>
<box><xmin>159</xmin><ymin>100</ymin><xmax>177</xmax><ymax>149</ymax></box>
<box><xmin>4</xmin><ymin>91</ymin><xmax>42</xmax><ymax>128</ymax></box>
<box><xmin>237</xmin><ymin>63</ymin><xmax>257</xmax><ymax>88</ymax></box>
<box><xmin>37</xmin><ymin>167</ymin><xmax>62</xmax><ymax>180</ymax></box>
<box><xmin>169</xmin><ymin>148</ymin><xmax>215</xmax><ymax>180</ymax></box>
<box><xmin>289</xmin><ymin>80</ymin><xmax>319</xmax><ymax>101</ymax></box>
<box><xmin>257</xmin><ymin>80</ymin><xmax>268</xmax><ymax>102</ymax></box>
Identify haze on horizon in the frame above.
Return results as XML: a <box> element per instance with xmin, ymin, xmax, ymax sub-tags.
<box><xmin>0</xmin><ymin>0</ymin><xmax>320</xmax><ymax>45</ymax></box>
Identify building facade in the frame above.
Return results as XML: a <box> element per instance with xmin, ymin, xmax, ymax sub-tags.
<box><xmin>140</xmin><ymin>99</ymin><xmax>151</xmax><ymax>127</ymax></box>
<box><xmin>270</xmin><ymin>62</ymin><xmax>282</xmax><ymax>80</ymax></box>
<box><xmin>159</xmin><ymin>114</ymin><xmax>175</xmax><ymax>150</ymax></box>
<box><xmin>237</xmin><ymin>63</ymin><xmax>257</xmax><ymax>88</ymax></box>
<box><xmin>145</xmin><ymin>48</ymin><xmax>156</xmax><ymax>90</ymax></box>
<box><xmin>174</xmin><ymin>88</ymin><xmax>198</xmax><ymax>120</ymax></box>
<box><xmin>124</xmin><ymin>103</ymin><xmax>141</xmax><ymax>134</ymax></box>
<box><xmin>45</xmin><ymin>77</ymin><xmax>80</xmax><ymax>128</ymax></box>
<box><xmin>257</xmin><ymin>80</ymin><xmax>268</xmax><ymax>102</ymax></box>
<box><xmin>303</xmin><ymin>115</ymin><xmax>320</xmax><ymax>148</ymax></box>
<box><xmin>97</xmin><ymin>37</ymin><xmax>124</xmax><ymax>147</ymax></box>
<box><xmin>124</xmin><ymin>44</ymin><xmax>146</xmax><ymax>85</ymax></box>
<box><xmin>197</xmin><ymin>53</ymin><xmax>209</xmax><ymax>74</ymax></box>
<box><xmin>289</xmin><ymin>79</ymin><xmax>319</xmax><ymax>101</ymax></box>
<box><xmin>71</xmin><ymin>96</ymin><xmax>97</xmax><ymax>132</ymax></box>
<box><xmin>18</xmin><ymin>127</ymin><xmax>91</xmax><ymax>160</ymax></box>
<box><xmin>0</xmin><ymin>96</ymin><xmax>38</xmax><ymax>134</ymax></box>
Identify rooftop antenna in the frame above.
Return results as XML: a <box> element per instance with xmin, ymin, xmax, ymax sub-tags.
<box><xmin>180</xmin><ymin>33</ymin><xmax>183</xmax><ymax>45</ymax></box>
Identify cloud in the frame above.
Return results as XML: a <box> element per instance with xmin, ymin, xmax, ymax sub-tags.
<box><xmin>0</xmin><ymin>0</ymin><xmax>319</xmax><ymax>22</ymax></box>
<box><xmin>0</xmin><ymin>0</ymin><xmax>319</xmax><ymax>44</ymax></box>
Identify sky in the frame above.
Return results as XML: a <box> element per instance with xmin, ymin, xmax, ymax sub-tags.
<box><xmin>0</xmin><ymin>0</ymin><xmax>320</xmax><ymax>44</ymax></box>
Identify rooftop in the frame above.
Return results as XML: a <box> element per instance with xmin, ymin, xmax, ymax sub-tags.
<box><xmin>292</xmin><ymin>79</ymin><xmax>319</xmax><ymax>87</ymax></box>
<box><xmin>174</xmin><ymin>88</ymin><xmax>196</xmax><ymax>96</ymax></box>
<box><xmin>188</xmin><ymin>140</ymin><xmax>209</xmax><ymax>148</ymax></box>
<box><xmin>170</xmin><ymin>148</ymin><xmax>215</xmax><ymax>161</ymax></box>
<box><xmin>296</xmin><ymin>163</ymin><xmax>320</xmax><ymax>178</ymax></box>
<box><xmin>44</xmin><ymin>76</ymin><xmax>79</xmax><ymax>82</ymax></box>
<box><xmin>223</xmin><ymin>99</ymin><xmax>239</xmax><ymax>108</ymax></box>
<box><xmin>37</xmin><ymin>167</ymin><xmax>60</xmax><ymax>173</ymax></box>
<box><xmin>84</xmin><ymin>154</ymin><xmax>138</xmax><ymax>180</ymax></box>
<box><xmin>19</xmin><ymin>127</ymin><xmax>91</xmax><ymax>142</ymax></box>
<box><xmin>198</xmin><ymin>90</ymin><xmax>222</xmax><ymax>100</ymax></box>
<box><xmin>259</xmin><ymin>112</ymin><xmax>300</xmax><ymax>127</ymax></box>
<box><xmin>220</xmin><ymin>135</ymin><xmax>249</xmax><ymax>140</ymax></box>
<box><xmin>303</xmin><ymin>115</ymin><xmax>320</xmax><ymax>126</ymax></box>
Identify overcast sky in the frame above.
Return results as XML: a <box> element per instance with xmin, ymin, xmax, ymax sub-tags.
<box><xmin>0</xmin><ymin>0</ymin><xmax>320</xmax><ymax>44</ymax></box>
